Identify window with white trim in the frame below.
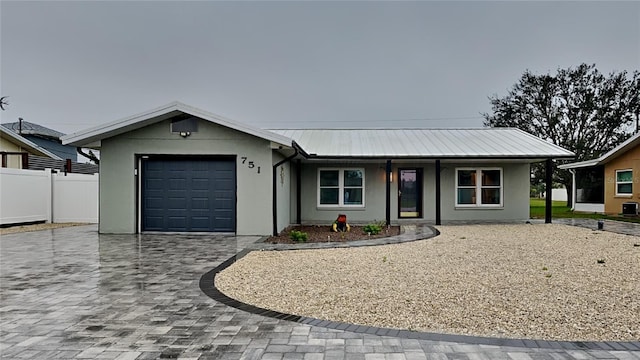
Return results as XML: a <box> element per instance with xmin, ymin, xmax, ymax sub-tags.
<box><xmin>318</xmin><ymin>168</ymin><xmax>364</xmax><ymax>207</ymax></box>
<box><xmin>616</xmin><ymin>169</ymin><xmax>633</xmax><ymax>195</ymax></box>
<box><xmin>456</xmin><ymin>168</ymin><xmax>503</xmax><ymax>207</ymax></box>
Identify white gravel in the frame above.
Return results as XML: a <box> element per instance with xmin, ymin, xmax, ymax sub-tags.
<box><xmin>216</xmin><ymin>224</ymin><xmax>640</xmax><ymax>341</ymax></box>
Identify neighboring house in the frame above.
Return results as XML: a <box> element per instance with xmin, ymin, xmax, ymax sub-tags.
<box><xmin>62</xmin><ymin>102</ymin><xmax>574</xmax><ymax>235</ymax></box>
<box><xmin>2</xmin><ymin>120</ymin><xmax>78</xmax><ymax>161</ymax></box>
<box><xmin>559</xmin><ymin>132</ymin><xmax>640</xmax><ymax>215</ymax></box>
<box><xmin>0</xmin><ymin>126</ymin><xmax>62</xmax><ymax>168</ymax></box>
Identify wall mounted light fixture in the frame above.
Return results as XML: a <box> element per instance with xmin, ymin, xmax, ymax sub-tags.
<box><xmin>179</xmin><ymin>131</ymin><xmax>191</xmax><ymax>138</ymax></box>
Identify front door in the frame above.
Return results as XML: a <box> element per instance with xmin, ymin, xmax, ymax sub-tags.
<box><xmin>398</xmin><ymin>168</ymin><xmax>423</xmax><ymax>218</ymax></box>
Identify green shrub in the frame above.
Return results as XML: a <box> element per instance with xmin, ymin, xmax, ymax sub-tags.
<box><xmin>289</xmin><ymin>230</ymin><xmax>308</xmax><ymax>242</ymax></box>
<box><xmin>363</xmin><ymin>223</ymin><xmax>383</xmax><ymax>235</ymax></box>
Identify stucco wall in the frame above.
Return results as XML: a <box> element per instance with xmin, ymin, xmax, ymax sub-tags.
<box><xmin>604</xmin><ymin>144</ymin><xmax>640</xmax><ymax>215</ymax></box>
<box><xmin>298</xmin><ymin>161</ymin><xmax>530</xmax><ymax>224</ymax></box>
<box><xmin>99</xmin><ymin>117</ymin><xmax>274</xmax><ymax>235</ymax></box>
<box><xmin>438</xmin><ymin>162</ymin><xmax>530</xmax><ymax>222</ymax></box>
<box><xmin>298</xmin><ymin>162</ymin><xmax>388</xmax><ymax>224</ymax></box>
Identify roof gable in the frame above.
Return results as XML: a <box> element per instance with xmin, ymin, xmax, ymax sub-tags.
<box><xmin>61</xmin><ymin>101</ymin><xmax>293</xmax><ymax>148</ymax></box>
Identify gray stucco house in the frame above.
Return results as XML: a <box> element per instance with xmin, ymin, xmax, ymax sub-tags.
<box><xmin>62</xmin><ymin>102</ymin><xmax>574</xmax><ymax>235</ymax></box>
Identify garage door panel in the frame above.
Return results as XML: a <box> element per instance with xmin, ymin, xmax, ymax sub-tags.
<box><xmin>168</xmin><ymin>178</ymin><xmax>187</xmax><ymax>190</ymax></box>
<box><xmin>142</xmin><ymin>158</ymin><xmax>236</xmax><ymax>232</ymax></box>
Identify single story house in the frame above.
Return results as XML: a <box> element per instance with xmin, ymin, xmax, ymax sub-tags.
<box><xmin>1</xmin><ymin>126</ymin><xmax>62</xmax><ymax>168</ymax></box>
<box><xmin>559</xmin><ymin>131</ymin><xmax>640</xmax><ymax>215</ymax></box>
<box><xmin>62</xmin><ymin>102</ymin><xmax>574</xmax><ymax>235</ymax></box>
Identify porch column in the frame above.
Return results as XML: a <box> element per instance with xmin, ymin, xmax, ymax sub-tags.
<box><xmin>386</xmin><ymin>160</ymin><xmax>391</xmax><ymax>226</ymax></box>
<box><xmin>435</xmin><ymin>159</ymin><xmax>441</xmax><ymax>225</ymax></box>
<box><xmin>545</xmin><ymin>158</ymin><xmax>553</xmax><ymax>224</ymax></box>
<box><xmin>296</xmin><ymin>159</ymin><xmax>301</xmax><ymax>224</ymax></box>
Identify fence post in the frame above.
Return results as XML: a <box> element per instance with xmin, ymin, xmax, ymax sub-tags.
<box><xmin>45</xmin><ymin>168</ymin><xmax>53</xmax><ymax>223</ymax></box>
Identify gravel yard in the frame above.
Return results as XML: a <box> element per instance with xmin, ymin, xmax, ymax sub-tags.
<box><xmin>216</xmin><ymin>224</ymin><xmax>640</xmax><ymax>341</ymax></box>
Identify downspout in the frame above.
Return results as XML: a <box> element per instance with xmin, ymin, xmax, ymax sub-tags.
<box><xmin>272</xmin><ymin>142</ymin><xmax>300</xmax><ymax>236</ymax></box>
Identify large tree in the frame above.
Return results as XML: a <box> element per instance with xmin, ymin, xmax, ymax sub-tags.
<box><xmin>483</xmin><ymin>64</ymin><xmax>640</xmax><ymax>206</ymax></box>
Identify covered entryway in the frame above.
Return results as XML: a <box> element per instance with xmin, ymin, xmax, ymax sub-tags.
<box><xmin>141</xmin><ymin>157</ymin><xmax>236</xmax><ymax>232</ymax></box>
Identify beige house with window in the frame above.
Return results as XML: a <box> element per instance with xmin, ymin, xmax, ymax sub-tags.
<box><xmin>560</xmin><ymin>132</ymin><xmax>640</xmax><ymax>215</ymax></box>
<box><xmin>62</xmin><ymin>102</ymin><xmax>574</xmax><ymax>235</ymax></box>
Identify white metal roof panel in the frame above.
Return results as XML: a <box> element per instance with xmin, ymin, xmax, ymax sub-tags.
<box><xmin>273</xmin><ymin>128</ymin><xmax>574</xmax><ymax>159</ymax></box>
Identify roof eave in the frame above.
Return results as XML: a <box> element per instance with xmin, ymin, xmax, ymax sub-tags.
<box><xmin>0</xmin><ymin>127</ymin><xmax>63</xmax><ymax>160</ymax></box>
<box><xmin>62</xmin><ymin>101</ymin><xmax>293</xmax><ymax>148</ymax></box>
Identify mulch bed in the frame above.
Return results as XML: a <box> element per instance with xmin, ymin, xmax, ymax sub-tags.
<box><xmin>266</xmin><ymin>225</ymin><xmax>401</xmax><ymax>244</ymax></box>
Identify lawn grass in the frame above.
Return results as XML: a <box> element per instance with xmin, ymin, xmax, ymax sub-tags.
<box><xmin>530</xmin><ymin>198</ymin><xmax>640</xmax><ymax>223</ymax></box>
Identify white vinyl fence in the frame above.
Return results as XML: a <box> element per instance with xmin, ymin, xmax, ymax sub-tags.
<box><xmin>0</xmin><ymin>168</ymin><xmax>98</xmax><ymax>225</ymax></box>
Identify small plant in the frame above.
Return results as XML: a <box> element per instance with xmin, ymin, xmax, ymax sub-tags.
<box><xmin>363</xmin><ymin>222</ymin><xmax>383</xmax><ymax>235</ymax></box>
<box><xmin>460</xmin><ymin>236</ymin><xmax>466</xmax><ymax>239</ymax></box>
<box><xmin>289</xmin><ymin>230</ymin><xmax>308</xmax><ymax>242</ymax></box>
<box><xmin>542</xmin><ymin>266</ymin><xmax>548</xmax><ymax>271</ymax></box>
<box><xmin>382</xmin><ymin>256</ymin><xmax>387</xmax><ymax>263</ymax></box>
<box><xmin>634</xmin><ymin>243</ymin><xmax>640</xmax><ymax>247</ymax></box>
<box><xmin>545</xmin><ymin>273</ymin><xmax>552</xmax><ymax>278</ymax></box>
<box><xmin>597</xmin><ymin>259</ymin><xmax>606</xmax><ymax>264</ymax></box>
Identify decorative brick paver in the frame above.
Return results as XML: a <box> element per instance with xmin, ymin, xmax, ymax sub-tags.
<box><xmin>0</xmin><ymin>224</ymin><xmax>638</xmax><ymax>359</ymax></box>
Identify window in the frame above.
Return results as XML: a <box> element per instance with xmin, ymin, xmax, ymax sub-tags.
<box><xmin>456</xmin><ymin>168</ymin><xmax>502</xmax><ymax>207</ymax></box>
<box><xmin>318</xmin><ymin>168</ymin><xmax>364</xmax><ymax>207</ymax></box>
<box><xmin>616</xmin><ymin>169</ymin><xmax>633</xmax><ymax>195</ymax></box>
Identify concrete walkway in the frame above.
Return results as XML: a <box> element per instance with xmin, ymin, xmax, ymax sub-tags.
<box><xmin>0</xmin><ymin>224</ymin><xmax>638</xmax><ymax>359</ymax></box>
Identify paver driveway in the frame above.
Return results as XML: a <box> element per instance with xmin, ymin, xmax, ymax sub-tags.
<box><xmin>0</xmin><ymin>225</ymin><xmax>637</xmax><ymax>359</ymax></box>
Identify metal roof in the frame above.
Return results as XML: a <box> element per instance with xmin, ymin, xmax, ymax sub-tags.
<box><xmin>2</xmin><ymin>121</ymin><xmax>66</xmax><ymax>139</ymax></box>
<box><xmin>559</xmin><ymin>131</ymin><xmax>640</xmax><ymax>170</ymax></box>
<box><xmin>61</xmin><ymin>101</ymin><xmax>293</xmax><ymax>148</ymax></box>
<box><xmin>0</xmin><ymin>126</ymin><xmax>63</xmax><ymax>160</ymax></box>
<box><xmin>273</xmin><ymin>128</ymin><xmax>574</xmax><ymax>159</ymax></box>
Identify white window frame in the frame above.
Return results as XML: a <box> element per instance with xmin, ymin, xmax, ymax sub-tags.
<box><xmin>615</xmin><ymin>169</ymin><xmax>633</xmax><ymax>196</ymax></box>
<box><xmin>317</xmin><ymin>168</ymin><xmax>365</xmax><ymax>208</ymax></box>
<box><xmin>455</xmin><ymin>167</ymin><xmax>503</xmax><ymax>208</ymax></box>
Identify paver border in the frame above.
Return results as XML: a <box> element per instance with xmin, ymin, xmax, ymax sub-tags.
<box><xmin>199</xmin><ymin>225</ymin><xmax>640</xmax><ymax>351</ymax></box>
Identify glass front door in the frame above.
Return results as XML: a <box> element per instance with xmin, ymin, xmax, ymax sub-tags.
<box><xmin>398</xmin><ymin>168</ymin><xmax>423</xmax><ymax>218</ymax></box>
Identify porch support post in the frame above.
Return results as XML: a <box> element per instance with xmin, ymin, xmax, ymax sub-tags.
<box><xmin>21</xmin><ymin>153</ymin><xmax>29</xmax><ymax>169</ymax></box>
<box><xmin>435</xmin><ymin>159</ymin><xmax>441</xmax><ymax>225</ymax></box>
<box><xmin>296</xmin><ymin>159</ymin><xmax>301</xmax><ymax>224</ymax></box>
<box><xmin>385</xmin><ymin>160</ymin><xmax>392</xmax><ymax>226</ymax></box>
<box><xmin>545</xmin><ymin>158</ymin><xmax>553</xmax><ymax>224</ymax></box>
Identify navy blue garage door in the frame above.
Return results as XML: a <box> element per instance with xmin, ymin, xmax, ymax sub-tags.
<box><xmin>142</xmin><ymin>158</ymin><xmax>236</xmax><ymax>232</ymax></box>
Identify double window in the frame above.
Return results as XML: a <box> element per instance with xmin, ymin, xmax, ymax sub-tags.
<box><xmin>456</xmin><ymin>168</ymin><xmax>503</xmax><ymax>207</ymax></box>
<box><xmin>616</xmin><ymin>169</ymin><xmax>633</xmax><ymax>195</ymax></box>
<box><xmin>318</xmin><ymin>168</ymin><xmax>364</xmax><ymax>207</ymax></box>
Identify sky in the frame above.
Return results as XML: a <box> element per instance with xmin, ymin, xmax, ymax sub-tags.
<box><xmin>1</xmin><ymin>1</ymin><xmax>638</xmax><ymax>135</ymax></box>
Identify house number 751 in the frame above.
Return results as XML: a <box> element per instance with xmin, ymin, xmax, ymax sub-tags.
<box><xmin>241</xmin><ymin>157</ymin><xmax>261</xmax><ymax>174</ymax></box>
